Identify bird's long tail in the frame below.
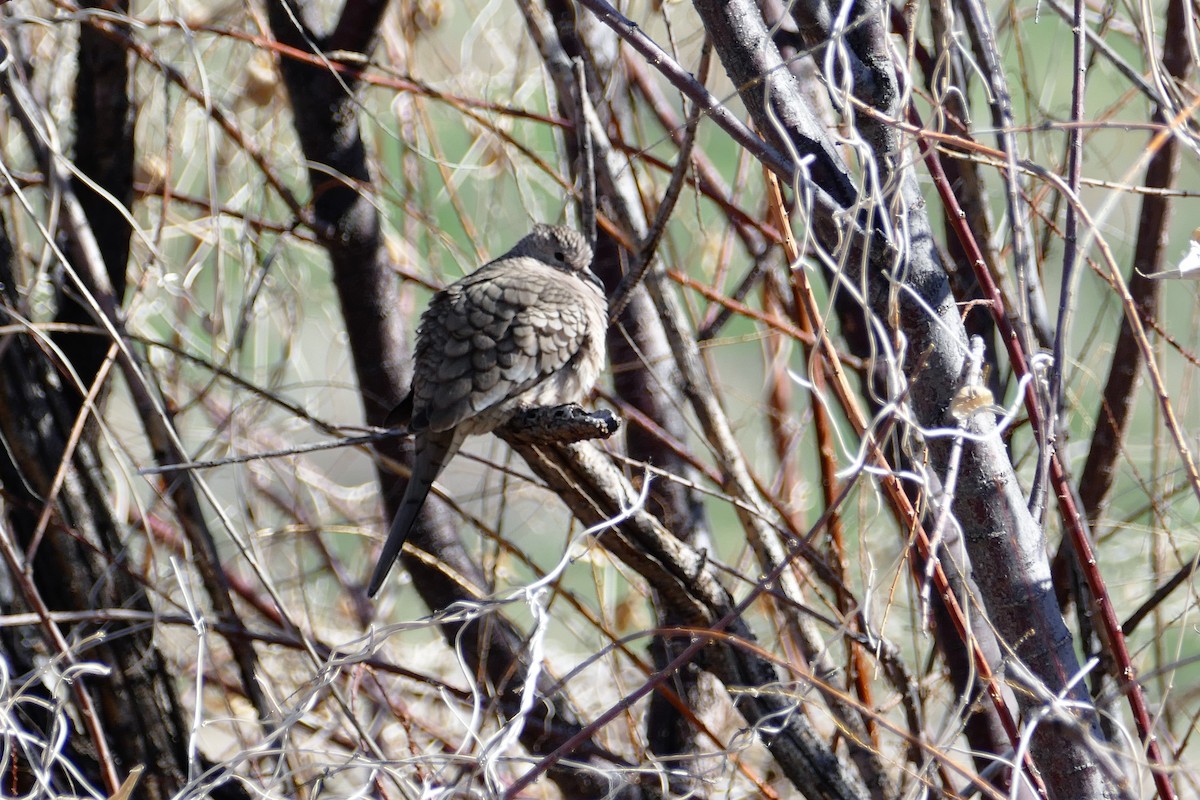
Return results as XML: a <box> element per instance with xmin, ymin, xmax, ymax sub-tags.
<box><xmin>367</xmin><ymin>428</ymin><xmax>460</xmax><ymax>596</ymax></box>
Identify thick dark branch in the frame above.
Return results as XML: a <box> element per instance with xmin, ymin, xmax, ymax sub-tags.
<box><xmin>56</xmin><ymin>2</ymin><xmax>134</xmax><ymax>408</ymax></box>
<box><xmin>502</xmin><ymin>436</ymin><xmax>871</xmax><ymax>800</ymax></box>
<box><xmin>681</xmin><ymin>1</ymin><xmax>1121</xmax><ymax>796</ymax></box>
<box><xmin>0</xmin><ymin>30</ymin><xmax>275</xmax><ymax>751</ymax></box>
<box><xmin>267</xmin><ymin>4</ymin><xmax>646</xmax><ymax>796</ymax></box>
<box><xmin>1077</xmin><ymin>0</ymin><xmax>1192</xmax><ymax>527</ymax></box>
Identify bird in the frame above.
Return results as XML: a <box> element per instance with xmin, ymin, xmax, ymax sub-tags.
<box><xmin>367</xmin><ymin>223</ymin><xmax>609</xmax><ymax>596</ymax></box>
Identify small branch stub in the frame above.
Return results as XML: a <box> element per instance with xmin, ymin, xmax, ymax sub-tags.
<box><xmin>502</xmin><ymin>403</ymin><xmax>621</xmax><ymax>444</ymax></box>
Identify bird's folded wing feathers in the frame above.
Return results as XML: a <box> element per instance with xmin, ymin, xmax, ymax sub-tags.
<box><xmin>413</xmin><ymin>261</ymin><xmax>596</xmax><ymax>433</ymax></box>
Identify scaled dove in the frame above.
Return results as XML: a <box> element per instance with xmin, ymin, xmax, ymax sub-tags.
<box><xmin>367</xmin><ymin>224</ymin><xmax>608</xmax><ymax>596</ymax></box>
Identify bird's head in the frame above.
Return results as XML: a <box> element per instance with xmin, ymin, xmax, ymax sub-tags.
<box><xmin>512</xmin><ymin>223</ymin><xmax>594</xmax><ymax>274</ymax></box>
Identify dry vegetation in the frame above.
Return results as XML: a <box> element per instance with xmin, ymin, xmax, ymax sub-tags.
<box><xmin>0</xmin><ymin>0</ymin><xmax>1198</xmax><ymax>798</ymax></box>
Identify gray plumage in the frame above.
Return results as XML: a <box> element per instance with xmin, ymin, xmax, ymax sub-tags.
<box><xmin>368</xmin><ymin>224</ymin><xmax>608</xmax><ymax>596</ymax></box>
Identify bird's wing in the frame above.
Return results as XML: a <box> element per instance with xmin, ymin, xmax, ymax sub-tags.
<box><xmin>411</xmin><ymin>259</ymin><xmax>601</xmax><ymax>433</ymax></box>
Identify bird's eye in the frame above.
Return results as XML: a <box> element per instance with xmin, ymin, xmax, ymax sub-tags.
<box><xmin>554</xmin><ymin>250</ymin><xmax>565</xmax><ymax>262</ymax></box>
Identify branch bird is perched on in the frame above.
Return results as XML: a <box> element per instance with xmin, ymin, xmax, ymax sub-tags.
<box><xmin>368</xmin><ymin>224</ymin><xmax>608</xmax><ymax>596</ymax></box>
